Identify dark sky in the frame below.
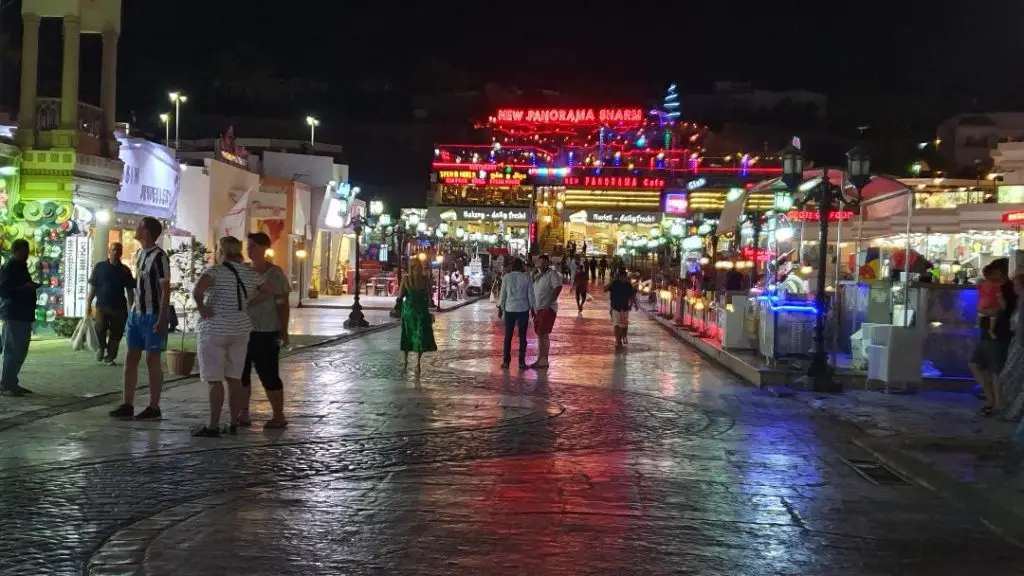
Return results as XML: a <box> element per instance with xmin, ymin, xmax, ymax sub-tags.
<box><xmin>112</xmin><ymin>0</ymin><xmax>1024</xmax><ymax>119</ymax></box>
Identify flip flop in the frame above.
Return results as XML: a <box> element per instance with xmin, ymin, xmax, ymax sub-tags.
<box><xmin>264</xmin><ymin>420</ymin><xmax>288</xmax><ymax>429</ymax></box>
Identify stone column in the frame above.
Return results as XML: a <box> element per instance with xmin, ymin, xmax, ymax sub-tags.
<box><xmin>17</xmin><ymin>13</ymin><xmax>41</xmax><ymax>138</ymax></box>
<box><xmin>101</xmin><ymin>28</ymin><xmax>118</xmax><ymax>137</ymax></box>
<box><xmin>93</xmin><ymin>218</ymin><xmax>111</xmax><ymax>265</ymax></box>
<box><xmin>60</xmin><ymin>15</ymin><xmax>81</xmax><ymax>130</ymax></box>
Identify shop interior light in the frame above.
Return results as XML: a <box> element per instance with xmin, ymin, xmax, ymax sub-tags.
<box><xmin>699</xmin><ymin>257</ymin><xmax>710</xmax><ymax>265</ymax></box>
<box><xmin>416</xmin><ymin>222</ymin><xmax>427</xmax><ymax>232</ymax></box>
<box><xmin>456</xmin><ymin>227</ymin><xmax>465</xmax><ymax>238</ymax></box>
<box><xmin>774</xmin><ymin>227</ymin><xmax>795</xmax><ymax>241</ymax></box>
<box><xmin>295</xmin><ymin>249</ymin><xmax>307</xmax><ymax>259</ymax></box>
<box><xmin>800</xmin><ymin>265</ymin><xmax>813</xmax><ymax>275</ymax></box>
<box><xmin>417</xmin><ymin>253</ymin><xmax>428</xmax><ymax>262</ymax></box>
<box><xmin>436</xmin><ymin>255</ymin><xmax>444</xmax><ymax>264</ymax></box>
<box><xmin>265</xmin><ymin>248</ymin><xmax>275</xmax><ymax>258</ymax></box>
<box><xmin>379</xmin><ymin>214</ymin><xmax>392</xmax><ymax>227</ymax></box>
<box><xmin>95</xmin><ymin>210</ymin><xmax>110</xmax><ymax>225</ymax></box>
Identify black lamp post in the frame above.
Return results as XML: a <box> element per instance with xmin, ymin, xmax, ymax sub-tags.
<box><xmin>344</xmin><ymin>215</ymin><xmax>370</xmax><ymax>329</ymax></box>
<box><xmin>779</xmin><ymin>143</ymin><xmax>870</xmax><ymax>392</ymax></box>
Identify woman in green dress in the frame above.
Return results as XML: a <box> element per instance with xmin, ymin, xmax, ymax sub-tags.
<box><xmin>399</xmin><ymin>260</ymin><xmax>437</xmax><ymax>373</ymax></box>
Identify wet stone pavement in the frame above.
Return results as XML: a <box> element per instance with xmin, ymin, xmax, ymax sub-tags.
<box><xmin>0</xmin><ymin>295</ymin><xmax>1022</xmax><ymax>575</ymax></box>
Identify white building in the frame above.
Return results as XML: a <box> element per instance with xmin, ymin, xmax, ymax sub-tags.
<box><xmin>937</xmin><ymin>113</ymin><xmax>1024</xmax><ymax>173</ymax></box>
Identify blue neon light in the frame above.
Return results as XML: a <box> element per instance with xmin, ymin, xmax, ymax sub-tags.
<box><xmin>755</xmin><ymin>295</ymin><xmax>819</xmax><ymax>314</ymax></box>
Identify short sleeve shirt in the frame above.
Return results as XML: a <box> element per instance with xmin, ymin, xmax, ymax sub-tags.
<box><xmin>133</xmin><ymin>246</ymin><xmax>170</xmax><ymax>316</ymax></box>
<box><xmin>533</xmin><ymin>268</ymin><xmax>563</xmax><ymax>311</ymax></box>
<box><xmin>90</xmin><ymin>260</ymin><xmax>134</xmax><ymax>311</ymax></box>
<box><xmin>199</xmin><ymin>262</ymin><xmax>262</xmax><ymax>336</ymax></box>
<box><xmin>247</xmin><ymin>264</ymin><xmax>290</xmax><ymax>332</ymax></box>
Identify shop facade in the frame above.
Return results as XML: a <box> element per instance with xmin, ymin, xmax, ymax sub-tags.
<box><xmin>112</xmin><ymin>137</ymin><xmax>181</xmax><ymax>266</ymax></box>
<box><xmin>310</xmin><ymin>181</ymin><xmax>365</xmax><ymax>296</ymax></box>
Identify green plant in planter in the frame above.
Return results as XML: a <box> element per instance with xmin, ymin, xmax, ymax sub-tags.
<box><xmin>166</xmin><ymin>239</ymin><xmax>211</xmax><ymax>351</ymax></box>
<box><xmin>52</xmin><ymin>316</ymin><xmax>80</xmax><ymax>338</ymax></box>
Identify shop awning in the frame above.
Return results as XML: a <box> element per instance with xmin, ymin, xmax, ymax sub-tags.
<box><xmin>218</xmin><ymin>189</ymin><xmax>288</xmax><ymax>239</ymax></box>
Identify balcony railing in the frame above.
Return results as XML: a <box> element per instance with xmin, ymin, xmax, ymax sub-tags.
<box><xmin>35</xmin><ymin>98</ymin><xmax>105</xmax><ymax>138</ymax></box>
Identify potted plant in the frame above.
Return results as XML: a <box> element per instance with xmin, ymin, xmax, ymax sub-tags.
<box><xmin>308</xmin><ymin>264</ymin><xmax>320</xmax><ymax>299</ymax></box>
<box><xmin>165</xmin><ymin>239</ymin><xmax>210</xmax><ymax>376</ymax></box>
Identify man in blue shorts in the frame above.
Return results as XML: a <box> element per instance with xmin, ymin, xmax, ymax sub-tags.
<box><xmin>109</xmin><ymin>217</ymin><xmax>171</xmax><ymax>420</ymax></box>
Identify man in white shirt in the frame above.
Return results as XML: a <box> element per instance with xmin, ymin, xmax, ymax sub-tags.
<box><xmin>497</xmin><ymin>258</ymin><xmax>535</xmax><ymax>369</ymax></box>
<box><xmin>531</xmin><ymin>254</ymin><xmax>563</xmax><ymax>369</ymax></box>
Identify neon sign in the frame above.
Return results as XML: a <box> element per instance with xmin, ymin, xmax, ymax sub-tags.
<box><xmin>740</xmin><ymin>246</ymin><xmax>775</xmax><ymax>263</ymax></box>
<box><xmin>1003</xmin><ymin>211</ymin><xmax>1024</xmax><ymax>224</ymax></box>
<box><xmin>663</xmin><ymin>192</ymin><xmax>689</xmax><ymax>215</ymax></box>
<box><xmin>563</xmin><ymin>176</ymin><xmax>665</xmax><ymax>189</ymax></box>
<box><xmin>686</xmin><ymin>177</ymin><xmax>707</xmax><ymax>191</ymax></box>
<box><xmin>785</xmin><ymin>210</ymin><xmax>855</xmax><ymax>222</ymax></box>
<box><xmin>495</xmin><ymin>108</ymin><xmax>644</xmax><ymax>126</ymax></box>
<box><xmin>438</xmin><ymin>169</ymin><xmax>527</xmax><ymax>187</ymax></box>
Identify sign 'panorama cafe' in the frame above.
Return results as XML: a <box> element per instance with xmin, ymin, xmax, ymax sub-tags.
<box><xmin>495</xmin><ymin>108</ymin><xmax>644</xmax><ymax>125</ymax></box>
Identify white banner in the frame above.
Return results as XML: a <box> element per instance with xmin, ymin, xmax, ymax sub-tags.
<box><xmin>63</xmin><ymin>236</ymin><xmax>93</xmax><ymax>318</ymax></box>
<box><xmin>118</xmin><ymin>140</ymin><xmax>180</xmax><ymax>215</ymax></box>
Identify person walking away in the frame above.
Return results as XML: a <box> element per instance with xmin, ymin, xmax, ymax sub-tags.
<box><xmin>531</xmin><ymin>254</ymin><xmax>562</xmax><ymax>369</ymax></box>
<box><xmin>999</xmin><ymin>272</ymin><xmax>1024</xmax><ymax>421</ymax></box>
<box><xmin>190</xmin><ymin>236</ymin><xmax>264</xmax><ymax>437</ymax></box>
<box><xmin>110</xmin><ymin>217</ymin><xmax>171</xmax><ymax>420</ymax></box>
<box><xmin>606</xmin><ymin>268</ymin><xmax>636</xmax><ymax>350</ymax></box>
<box><xmin>86</xmin><ymin>242</ymin><xmax>135</xmax><ymax>366</ymax></box>
<box><xmin>972</xmin><ymin>259</ymin><xmax>1016</xmax><ymax>416</ymax></box>
<box><xmin>573</xmin><ymin>262</ymin><xmax>589</xmax><ymax>314</ymax></box>
<box><xmin>589</xmin><ymin>257</ymin><xmax>597</xmax><ymax>283</ymax></box>
<box><xmin>599</xmin><ymin>257</ymin><xmax>608</xmax><ymax>283</ymax></box>
<box><xmin>238</xmin><ymin>232</ymin><xmax>291</xmax><ymax>429</ymax></box>
<box><xmin>399</xmin><ymin>260</ymin><xmax>438</xmax><ymax>374</ymax></box>
<box><xmin>568</xmin><ymin>256</ymin><xmax>579</xmax><ymax>284</ymax></box>
<box><xmin>498</xmin><ymin>258</ymin><xmax>535</xmax><ymax>369</ymax></box>
<box><xmin>0</xmin><ymin>239</ymin><xmax>38</xmax><ymax>396</ymax></box>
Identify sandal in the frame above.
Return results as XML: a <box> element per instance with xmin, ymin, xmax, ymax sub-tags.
<box><xmin>191</xmin><ymin>426</ymin><xmax>221</xmax><ymax>438</ymax></box>
<box><xmin>264</xmin><ymin>420</ymin><xmax>289</xmax><ymax>429</ymax></box>
<box><xmin>238</xmin><ymin>419</ymin><xmax>253</xmax><ymax>428</ymax></box>
<box><xmin>979</xmin><ymin>406</ymin><xmax>995</xmax><ymax>417</ymax></box>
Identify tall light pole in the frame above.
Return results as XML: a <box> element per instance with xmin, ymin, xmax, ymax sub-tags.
<box><xmin>169</xmin><ymin>92</ymin><xmax>187</xmax><ymax>149</ymax></box>
<box><xmin>780</xmin><ymin>144</ymin><xmax>870</xmax><ymax>393</ymax></box>
<box><xmin>159</xmin><ymin>113</ymin><xmax>170</xmax><ymax>147</ymax></box>
<box><xmin>344</xmin><ymin>186</ymin><xmax>370</xmax><ymax>329</ymax></box>
<box><xmin>306</xmin><ymin>116</ymin><xmax>319</xmax><ymax>148</ymax></box>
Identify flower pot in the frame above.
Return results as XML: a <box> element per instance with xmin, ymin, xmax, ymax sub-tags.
<box><xmin>166</xmin><ymin>349</ymin><xmax>197</xmax><ymax>376</ymax></box>
<box><xmin>307</xmin><ymin>288</ymin><xmax>319</xmax><ymax>299</ymax></box>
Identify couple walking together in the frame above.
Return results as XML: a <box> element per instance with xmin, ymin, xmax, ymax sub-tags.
<box><xmin>497</xmin><ymin>254</ymin><xmax>562</xmax><ymax>370</ymax></box>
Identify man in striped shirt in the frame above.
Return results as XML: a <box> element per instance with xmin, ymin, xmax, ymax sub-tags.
<box><xmin>110</xmin><ymin>217</ymin><xmax>171</xmax><ymax>420</ymax></box>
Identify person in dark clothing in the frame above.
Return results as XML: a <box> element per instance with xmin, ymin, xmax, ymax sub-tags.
<box><xmin>725</xmin><ymin>269</ymin><xmax>745</xmax><ymax>291</ymax></box>
<box><xmin>86</xmin><ymin>242</ymin><xmax>135</xmax><ymax>365</ymax></box>
<box><xmin>589</xmin><ymin>257</ymin><xmax>597</xmax><ymax>282</ymax></box>
<box><xmin>0</xmin><ymin>239</ymin><xmax>39</xmax><ymax>396</ymax></box>
<box><xmin>605</xmin><ymin>267</ymin><xmax>636</xmax><ymax>350</ymax></box>
<box><xmin>973</xmin><ymin>258</ymin><xmax>1017</xmax><ymax>416</ymax></box>
<box><xmin>598</xmin><ymin>257</ymin><xmax>608</xmax><ymax>283</ymax></box>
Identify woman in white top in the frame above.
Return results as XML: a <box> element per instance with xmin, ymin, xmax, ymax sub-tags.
<box><xmin>191</xmin><ymin>236</ymin><xmax>265</xmax><ymax>437</ymax></box>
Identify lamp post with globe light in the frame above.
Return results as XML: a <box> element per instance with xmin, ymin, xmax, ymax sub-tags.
<box><xmin>779</xmin><ymin>143</ymin><xmax>871</xmax><ymax>392</ymax></box>
<box><xmin>159</xmin><ymin>113</ymin><xmax>170</xmax><ymax>147</ymax></box>
<box><xmin>343</xmin><ymin>187</ymin><xmax>371</xmax><ymax>329</ymax></box>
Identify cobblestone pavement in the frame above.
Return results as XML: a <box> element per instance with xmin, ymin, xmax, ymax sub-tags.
<box><xmin>0</xmin><ymin>308</ymin><xmax>393</xmax><ymax>429</ymax></box>
<box><xmin>0</xmin><ymin>295</ymin><xmax>1021</xmax><ymax>575</ymax></box>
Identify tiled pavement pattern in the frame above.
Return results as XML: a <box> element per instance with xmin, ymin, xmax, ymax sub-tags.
<box><xmin>0</xmin><ymin>296</ymin><xmax>1020</xmax><ymax>575</ymax></box>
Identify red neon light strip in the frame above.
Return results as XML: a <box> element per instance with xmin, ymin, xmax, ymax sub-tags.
<box><xmin>431</xmin><ymin>162</ymin><xmax>780</xmax><ymax>174</ymax></box>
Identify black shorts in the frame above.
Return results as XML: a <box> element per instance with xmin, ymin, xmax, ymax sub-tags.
<box><xmin>971</xmin><ymin>339</ymin><xmax>1009</xmax><ymax>373</ymax></box>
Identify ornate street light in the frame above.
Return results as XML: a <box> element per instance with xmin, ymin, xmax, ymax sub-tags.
<box><xmin>343</xmin><ymin>186</ymin><xmax>370</xmax><ymax>329</ymax></box>
<box><xmin>779</xmin><ymin>142</ymin><xmax>871</xmax><ymax>393</ymax></box>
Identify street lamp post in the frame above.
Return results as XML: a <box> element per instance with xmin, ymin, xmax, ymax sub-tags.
<box><xmin>306</xmin><ymin>116</ymin><xmax>319</xmax><ymax>148</ymax></box>
<box><xmin>169</xmin><ymin>92</ymin><xmax>187</xmax><ymax>149</ymax></box>
<box><xmin>344</xmin><ymin>195</ymin><xmax>376</xmax><ymax>329</ymax></box>
<box><xmin>780</xmin><ymin>144</ymin><xmax>870</xmax><ymax>393</ymax></box>
<box><xmin>159</xmin><ymin>113</ymin><xmax>170</xmax><ymax>147</ymax></box>
<box><xmin>435</xmin><ymin>254</ymin><xmax>444</xmax><ymax>309</ymax></box>
<box><xmin>295</xmin><ymin>248</ymin><xmax>308</xmax><ymax>308</ymax></box>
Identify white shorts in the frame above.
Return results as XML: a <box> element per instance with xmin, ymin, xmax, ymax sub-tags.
<box><xmin>612</xmin><ymin>310</ymin><xmax>630</xmax><ymax>328</ymax></box>
<box><xmin>198</xmin><ymin>332</ymin><xmax>250</xmax><ymax>382</ymax></box>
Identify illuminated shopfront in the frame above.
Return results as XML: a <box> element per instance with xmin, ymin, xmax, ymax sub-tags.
<box><xmin>433</xmin><ymin>166</ymin><xmax>533</xmax><ymax>207</ymax></box>
<box><xmin>426</xmin><ymin>206</ymin><xmax>532</xmax><ymax>254</ymax></box>
<box><xmin>310</xmin><ymin>182</ymin><xmax>365</xmax><ymax>295</ymax></box>
<box><xmin>112</xmin><ymin>137</ymin><xmax>181</xmax><ymax>266</ymax></box>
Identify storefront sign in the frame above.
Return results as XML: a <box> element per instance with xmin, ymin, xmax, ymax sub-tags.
<box><xmin>740</xmin><ymin>246</ymin><xmax>775</xmax><ymax>263</ymax></box>
<box><xmin>455</xmin><ymin>208</ymin><xmax>529</xmax><ymax>222</ymax></box>
<box><xmin>686</xmin><ymin>177</ymin><xmax>707</xmax><ymax>191</ymax></box>
<box><xmin>438</xmin><ymin>169</ymin><xmax>528</xmax><ymax>187</ymax></box>
<box><xmin>1003</xmin><ymin>210</ymin><xmax>1024</xmax><ymax>224</ymax></box>
<box><xmin>663</xmin><ymin>192</ymin><xmax>689</xmax><ymax>215</ymax></box>
<box><xmin>63</xmin><ymin>236</ymin><xmax>92</xmax><ymax>318</ymax></box>
<box><xmin>568</xmin><ymin>210</ymin><xmax>661</xmax><ymax>225</ymax></box>
<box><xmin>785</xmin><ymin>210</ymin><xmax>855</xmax><ymax>222</ymax></box>
<box><xmin>118</xmin><ymin>141</ymin><xmax>180</xmax><ymax>217</ymax></box>
<box><xmin>495</xmin><ymin>108</ymin><xmax>644</xmax><ymax>126</ymax></box>
<box><xmin>564</xmin><ymin>176</ymin><xmax>665</xmax><ymax>189</ymax></box>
